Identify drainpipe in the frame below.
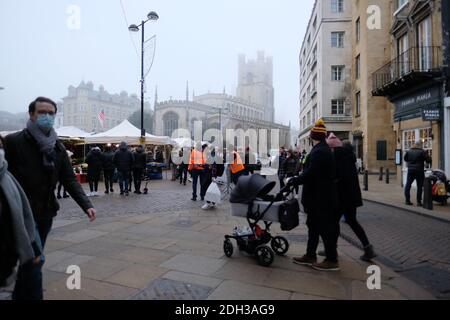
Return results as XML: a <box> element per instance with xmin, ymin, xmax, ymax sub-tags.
<box><xmin>442</xmin><ymin>0</ymin><xmax>450</xmax><ymax>175</ymax></box>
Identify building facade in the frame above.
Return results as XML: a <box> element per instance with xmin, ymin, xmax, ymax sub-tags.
<box><xmin>154</xmin><ymin>52</ymin><xmax>291</xmax><ymax>150</ymax></box>
<box><xmin>371</xmin><ymin>0</ymin><xmax>447</xmax><ymax>183</ymax></box>
<box><xmin>61</xmin><ymin>81</ymin><xmax>144</xmax><ymax>133</ymax></box>
<box><xmin>298</xmin><ymin>0</ymin><xmax>353</xmax><ymax>151</ymax></box>
<box><xmin>351</xmin><ymin>0</ymin><xmax>396</xmax><ymax>173</ymax></box>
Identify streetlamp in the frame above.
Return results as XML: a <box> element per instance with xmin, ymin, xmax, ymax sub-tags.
<box><xmin>129</xmin><ymin>11</ymin><xmax>159</xmax><ymax>139</ymax></box>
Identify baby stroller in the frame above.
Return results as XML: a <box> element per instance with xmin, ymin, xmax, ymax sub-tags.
<box><xmin>224</xmin><ymin>174</ymin><xmax>300</xmax><ymax>267</ymax></box>
<box><xmin>429</xmin><ymin>169</ymin><xmax>450</xmax><ymax>205</ymax></box>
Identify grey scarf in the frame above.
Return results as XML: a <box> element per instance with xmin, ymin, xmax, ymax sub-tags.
<box><xmin>0</xmin><ymin>160</ymin><xmax>38</xmax><ymax>265</ymax></box>
<box><xmin>26</xmin><ymin>119</ymin><xmax>57</xmax><ymax>171</ymax></box>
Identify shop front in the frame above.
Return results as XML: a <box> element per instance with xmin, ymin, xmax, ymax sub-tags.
<box><xmin>392</xmin><ymin>84</ymin><xmax>444</xmax><ymax>186</ymax></box>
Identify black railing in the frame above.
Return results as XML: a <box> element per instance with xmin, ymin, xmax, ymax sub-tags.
<box><xmin>372</xmin><ymin>46</ymin><xmax>442</xmax><ymax>93</ymax></box>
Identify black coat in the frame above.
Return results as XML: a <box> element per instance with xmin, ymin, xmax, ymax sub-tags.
<box><xmin>102</xmin><ymin>151</ymin><xmax>115</xmax><ymax>171</ymax></box>
<box><xmin>133</xmin><ymin>150</ymin><xmax>147</xmax><ymax>169</ymax></box>
<box><xmin>404</xmin><ymin>148</ymin><xmax>431</xmax><ymax>172</ymax></box>
<box><xmin>291</xmin><ymin>140</ymin><xmax>337</xmax><ymax>215</ymax></box>
<box><xmin>283</xmin><ymin>156</ymin><xmax>300</xmax><ymax>177</ymax></box>
<box><xmin>86</xmin><ymin>149</ymin><xmax>103</xmax><ymax>179</ymax></box>
<box><xmin>113</xmin><ymin>149</ymin><xmax>134</xmax><ymax>173</ymax></box>
<box><xmin>334</xmin><ymin>146</ymin><xmax>363</xmax><ymax>210</ymax></box>
<box><xmin>4</xmin><ymin>129</ymin><xmax>93</xmax><ymax>221</ymax></box>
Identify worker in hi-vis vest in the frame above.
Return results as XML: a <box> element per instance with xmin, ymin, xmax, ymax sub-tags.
<box><xmin>188</xmin><ymin>143</ymin><xmax>208</xmax><ymax>201</ymax></box>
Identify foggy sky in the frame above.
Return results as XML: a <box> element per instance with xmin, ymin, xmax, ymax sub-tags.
<box><xmin>0</xmin><ymin>0</ymin><xmax>315</xmax><ymax>128</ymax></box>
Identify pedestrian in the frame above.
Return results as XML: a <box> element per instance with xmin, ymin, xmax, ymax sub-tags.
<box><xmin>283</xmin><ymin>149</ymin><xmax>300</xmax><ymax>194</ymax></box>
<box><xmin>155</xmin><ymin>147</ymin><xmax>164</xmax><ymax>163</ymax></box>
<box><xmin>324</xmin><ymin>134</ymin><xmax>376</xmax><ymax>262</ymax></box>
<box><xmin>113</xmin><ymin>141</ymin><xmax>134</xmax><ymax>196</ymax></box>
<box><xmin>0</xmin><ymin>136</ymin><xmax>43</xmax><ymax>290</ymax></box>
<box><xmin>229</xmin><ymin>146</ymin><xmax>247</xmax><ymax>185</ymax></box>
<box><xmin>56</xmin><ymin>150</ymin><xmax>73</xmax><ymax>199</ymax></box>
<box><xmin>277</xmin><ymin>147</ymin><xmax>287</xmax><ymax>189</ymax></box>
<box><xmin>102</xmin><ymin>144</ymin><xmax>115</xmax><ymax>194</ymax></box>
<box><xmin>132</xmin><ymin>145</ymin><xmax>147</xmax><ymax>194</ymax></box>
<box><xmin>404</xmin><ymin>142</ymin><xmax>432</xmax><ymax>206</ymax></box>
<box><xmin>3</xmin><ymin>97</ymin><xmax>96</xmax><ymax>300</ymax></box>
<box><xmin>178</xmin><ymin>148</ymin><xmax>188</xmax><ymax>186</ymax></box>
<box><xmin>287</xmin><ymin>119</ymin><xmax>339</xmax><ymax>271</ymax></box>
<box><xmin>188</xmin><ymin>142</ymin><xmax>207</xmax><ymax>201</ymax></box>
<box><xmin>244</xmin><ymin>147</ymin><xmax>257</xmax><ymax>175</ymax></box>
<box><xmin>85</xmin><ymin>146</ymin><xmax>103</xmax><ymax>197</ymax></box>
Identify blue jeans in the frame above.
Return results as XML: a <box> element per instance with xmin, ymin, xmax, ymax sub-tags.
<box><xmin>118</xmin><ymin>171</ymin><xmax>130</xmax><ymax>193</ymax></box>
<box><xmin>12</xmin><ymin>219</ymin><xmax>52</xmax><ymax>301</ymax></box>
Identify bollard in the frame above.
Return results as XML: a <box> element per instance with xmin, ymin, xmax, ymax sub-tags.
<box><xmin>364</xmin><ymin>170</ymin><xmax>369</xmax><ymax>191</ymax></box>
<box><xmin>423</xmin><ymin>177</ymin><xmax>433</xmax><ymax>210</ymax></box>
<box><xmin>386</xmin><ymin>168</ymin><xmax>390</xmax><ymax>184</ymax></box>
<box><xmin>379</xmin><ymin>167</ymin><xmax>384</xmax><ymax>181</ymax></box>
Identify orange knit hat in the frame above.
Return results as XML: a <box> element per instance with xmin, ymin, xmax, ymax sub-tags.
<box><xmin>310</xmin><ymin>118</ymin><xmax>327</xmax><ymax>141</ymax></box>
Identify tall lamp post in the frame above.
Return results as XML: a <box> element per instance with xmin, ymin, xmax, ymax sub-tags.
<box><xmin>129</xmin><ymin>11</ymin><xmax>159</xmax><ymax>140</ymax></box>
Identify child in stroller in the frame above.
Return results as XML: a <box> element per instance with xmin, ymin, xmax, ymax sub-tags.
<box><xmin>429</xmin><ymin>169</ymin><xmax>450</xmax><ymax>205</ymax></box>
<box><xmin>225</xmin><ymin>174</ymin><xmax>300</xmax><ymax>267</ymax></box>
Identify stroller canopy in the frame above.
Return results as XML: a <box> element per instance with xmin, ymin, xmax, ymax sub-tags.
<box><xmin>230</xmin><ymin>174</ymin><xmax>276</xmax><ymax>204</ymax></box>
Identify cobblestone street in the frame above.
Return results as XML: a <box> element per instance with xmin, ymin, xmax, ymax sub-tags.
<box><xmin>1</xmin><ymin>178</ymin><xmax>440</xmax><ymax>300</ymax></box>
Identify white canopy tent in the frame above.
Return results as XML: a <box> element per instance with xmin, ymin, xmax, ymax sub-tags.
<box><xmin>84</xmin><ymin>120</ymin><xmax>173</xmax><ymax>146</ymax></box>
<box><xmin>56</xmin><ymin>126</ymin><xmax>91</xmax><ymax>140</ymax></box>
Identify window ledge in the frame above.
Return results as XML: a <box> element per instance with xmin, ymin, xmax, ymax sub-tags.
<box><xmin>394</xmin><ymin>2</ymin><xmax>409</xmax><ymax>17</ymax></box>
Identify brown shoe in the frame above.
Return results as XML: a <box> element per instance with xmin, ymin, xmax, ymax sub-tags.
<box><xmin>312</xmin><ymin>260</ymin><xmax>340</xmax><ymax>272</ymax></box>
<box><xmin>293</xmin><ymin>255</ymin><xmax>317</xmax><ymax>266</ymax></box>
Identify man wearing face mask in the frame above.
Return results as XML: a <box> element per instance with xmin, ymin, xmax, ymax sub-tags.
<box><xmin>3</xmin><ymin>97</ymin><xmax>96</xmax><ymax>300</ymax></box>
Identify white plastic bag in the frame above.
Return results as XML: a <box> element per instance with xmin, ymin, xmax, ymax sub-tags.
<box><xmin>205</xmin><ymin>181</ymin><xmax>222</xmax><ymax>204</ymax></box>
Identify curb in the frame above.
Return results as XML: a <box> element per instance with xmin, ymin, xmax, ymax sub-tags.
<box><xmin>362</xmin><ymin>198</ymin><xmax>450</xmax><ymax>224</ymax></box>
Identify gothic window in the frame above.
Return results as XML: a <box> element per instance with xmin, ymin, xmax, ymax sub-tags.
<box><xmin>163</xmin><ymin>112</ymin><xmax>179</xmax><ymax>137</ymax></box>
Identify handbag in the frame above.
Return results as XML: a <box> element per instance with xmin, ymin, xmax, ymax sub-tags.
<box><xmin>278</xmin><ymin>198</ymin><xmax>300</xmax><ymax>231</ymax></box>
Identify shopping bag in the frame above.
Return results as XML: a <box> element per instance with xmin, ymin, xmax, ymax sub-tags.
<box><xmin>205</xmin><ymin>182</ymin><xmax>222</xmax><ymax>204</ymax></box>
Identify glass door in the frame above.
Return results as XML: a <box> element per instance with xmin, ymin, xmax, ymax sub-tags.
<box><xmin>418</xmin><ymin>16</ymin><xmax>432</xmax><ymax>70</ymax></box>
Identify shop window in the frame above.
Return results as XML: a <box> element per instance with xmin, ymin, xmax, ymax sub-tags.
<box><xmin>376</xmin><ymin>140</ymin><xmax>387</xmax><ymax>161</ymax></box>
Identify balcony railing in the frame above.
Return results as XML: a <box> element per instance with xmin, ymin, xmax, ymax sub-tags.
<box><xmin>372</xmin><ymin>46</ymin><xmax>442</xmax><ymax>96</ymax></box>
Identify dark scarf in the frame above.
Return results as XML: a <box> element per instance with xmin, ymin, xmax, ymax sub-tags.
<box><xmin>26</xmin><ymin>120</ymin><xmax>57</xmax><ymax>171</ymax></box>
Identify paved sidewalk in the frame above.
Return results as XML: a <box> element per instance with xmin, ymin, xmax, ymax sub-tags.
<box><xmin>360</xmin><ymin>175</ymin><xmax>450</xmax><ymax>222</ymax></box>
<box><xmin>1</xmin><ymin>178</ymin><xmax>435</xmax><ymax>300</ymax></box>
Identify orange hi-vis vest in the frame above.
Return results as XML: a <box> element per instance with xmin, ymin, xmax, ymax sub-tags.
<box><xmin>230</xmin><ymin>151</ymin><xmax>245</xmax><ymax>174</ymax></box>
<box><xmin>188</xmin><ymin>149</ymin><xmax>206</xmax><ymax>171</ymax></box>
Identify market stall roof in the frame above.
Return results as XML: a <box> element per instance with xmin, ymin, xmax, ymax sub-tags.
<box><xmin>56</xmin><ymin>126</ymin><xmax>91</xmax><ymax>139</ymax></box>
<box><xmin>173</xmin><ymin>138</ymin><xmax>211</xmax><ymax>148</ymax></box>
<box><xmin>84</xmin><ymin>120</ymin><xmax>173</xmax><ymax>146</ymax></box>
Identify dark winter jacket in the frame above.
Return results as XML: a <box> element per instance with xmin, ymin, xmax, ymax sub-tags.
<box><xmin>404</xmin><ymin>148</ymin><xmax>431</xmax><ymax>172</ymax></box>
<box><xmin>102</xmin><ymin>150</ymin><xmax>115</xmax><ymax>171</ymax></box>
<box><xmin>283</xmin><ymin>156</ymin><xmax>300</xmax><ymax>177</ymax></box>
<box><xmin>290</xmin><ymin>140</ymin><xmax>337</xmax><ymax>215</ymax></box>
<box><xmin>133</xmin><ymin>147</ymin><xmax>147</xmax><ymax>170</ymax></box>
<box><xmin>333</xmin><ymin>145</ymin><xmax>363</xmax><ymax>210</ymax></box>
<box><xmin>4</xmin><ymin>129</ymin><xmax>93</xmax><ymax>221</ymax></box>
<box><xmin>86</xmin><ymin>148</ymin><xmax>103</xmax><ymax>178</ymax></box>
<box><xmin>113</xmin><ymin>146</ymin><xmax>134</xmax><ymax>173</ymax></box>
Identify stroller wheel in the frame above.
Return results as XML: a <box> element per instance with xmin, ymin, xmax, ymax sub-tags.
<box><xmin>223</xmin><ymin>239</ymin><xmax>234</xmax><ymax>258</ymax></box>
<box><xmin>271</xmin><ymin>236</ymin><xmax>290</xmax><ymax>256</ymax></box>
<box><xmin>255</xmin><ymin>245</ymin><xmax>274</xmax><ymax>267</ymax></box>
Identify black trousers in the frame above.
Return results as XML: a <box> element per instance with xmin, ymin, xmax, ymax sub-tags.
<box><xmin>334</xmin><ymin>207</ymin><xmax>370</xmax><ymax>249</ymax></box>
<box><xmin>88</xmin><ymin>174</ymin><xmax>100</xmax><ymax>192</ymax></box>
<box><xmin>404</xmin><ymin>170</ymin><xmax>425</xmax><ymax>203</ymax></box>
<box><xmin>104</xmin><ymin>169</ymin><xmax>114</xmax><ymax>191</ymax></box>
<box><xmin>306</xmin><ymin>212</ymin><xmax>337</xmax><ymax>262</ymax></box>
<box><xmin>57</xmin><ymin>182</ymin><xmax>67</xmax><ymax>196</ymax></box>
<box><xmin>179</xmin><ymin>164</ymin><xmax>188</xmax><ymax>184</ymax></box>
<box><xmin>133</xmin><ymin>168</ymin><xmax>143</xmax><ymax>192</ymax></box>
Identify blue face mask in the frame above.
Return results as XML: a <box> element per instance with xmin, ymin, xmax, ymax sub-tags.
<box><xmin>37</xmin><ymin>114</ymin><xmax>55</xmax><ymax>131</ymax></box>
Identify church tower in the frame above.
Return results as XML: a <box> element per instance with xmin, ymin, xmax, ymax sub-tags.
<box><xmin>236</xmin><ymin>51</ymin><xmax>275</xmax><ymax>123</ymax></box>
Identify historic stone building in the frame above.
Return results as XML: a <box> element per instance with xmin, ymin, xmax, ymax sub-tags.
<box><xmin>154</xmin><ymin>52</ymin><xmax>291</xmax><ymax>149</ymax></box>
<box><xmin>61</xmin><ymin>81</ymin><xmax>145</xmax><ymax>133</ymax></box>
<box><xmin>351</xmin><ymin>0</ymin><xmax>397</xmax><ymax>173</ymax></box>
<box><xmin>297</xmin><ymin>0</ymin><xmax>353</xmax><ymax>151</ymax></box>
<box><xmin>371</xmin><ymin>0</ymin><xmax>447</xmax><ymax>183</ymax></box>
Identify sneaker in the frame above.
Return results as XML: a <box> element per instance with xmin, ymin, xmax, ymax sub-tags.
<box><xmin>201</xmin><ymin>202</ymin><xmax>215</xmax><ymax>210</ymax></box>
<box><xmin>191</xmin><ymin>197</ymin><xmax>197</xmax><ymax>202</ymax></box>
<box><xmin>318</xmin><ymin>250</ymin><xmax>339</xmax><ymax>257</ymax></box>
<box><xmin>86</xmin><ymin>192</ymin><xmax>92</xmax><ymax>197</ymax></box>
<box><xmin>292</xmin><ymin>255</ymin><xmax>317</xmax><ymax>266</ymax></box>
<box><xmin>360</xmin><ymin>245</ymin><xmax>377</xmax><ymax>262</ymax></box>
<box><xmin>312</xmin><ymin>260</ymin><xmax>340</xmax><ymax>272</ymax></box>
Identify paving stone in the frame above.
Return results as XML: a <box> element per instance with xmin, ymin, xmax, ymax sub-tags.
<box><xmin>112</xmin><ymin>247</ymin><xmax>175</xmax><ymax>266</ymax></box>
<box><xmin>44</xmin><ymin>251</ymin><xmax>77</xmax><ymax>268</ymax></box>
<box><xmin>46</xmin><ymin>254</ymin><xmax>95</xmax><ymax>273</ymax></box>
<box><xmin>160</xmin><ymin>254</ymin><xmax>227</xmax><ymax>276</ymax></box>
<box><xmin>162</xmin><ymin>271</ymin><xmax>223</xmax><ymax>289</ymax></box>
<box><xmin>105</xmin><ymin>264</ymin><xmax>168</xmax><ymax>289</ymax></box>
<box><xmin>88</xmin><ymin>221</ymin><xmax>134</xmax><ymax>232</ymax></box>
<box><xmin>165</xmin><ymin>240</ymin><xmax>224</xmax><ymax>259</ymax></box>
<box><xmin>44</xmin><ymin>240</ymin><xmax>76</xmax><ymax>253</ymax></box>
<box><xmin>131</xmin><ymin>278</ymin><xmax>213</xmax><ymax>300</ymax></box>
<box><xmin>207</xmin><ymin>280</ymin><xmax>291</xmax><ymax>300</ymax></box>
<box><xmin>64</xmin><ymin>239</ymin><xmax>133</xmax><ymax>258</ymax></box>
<box><xmin>290</xmin><ymin>292</ymin><xmax>335</xmax><ymax>300</ymax></box>
<box><xmin>350</xmin><ymin>280</ymin><xmax>406</xmax><ymax>300</ymax></box>
<box><xmin>52</xmin><ymin>229</ymin><xmax>108</xmax><ymax>244</ymax></box>
<box><xmin>213</xmin><ymin>262</ymin><xmax>272</xmax><ymax>286</ymax></box>
<box><xmin>52</xmin><ymin>219</ymin><xmax>82</xmax><ymax>229</ymax></box>
<box><xmin>135</xmin><ymin>237</ymin><xmax>178</xmax><ymax>250</ymax></box>
<box><xmin>76</xmin><ymin>257</ymin><xmax>132</xmax><ymax>281</ymax></box>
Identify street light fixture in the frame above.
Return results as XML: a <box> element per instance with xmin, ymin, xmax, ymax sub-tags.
<box><xmin>129</xmin><ymin>11</ymin><xmax>159</xmax><ymax>139</ymax></box>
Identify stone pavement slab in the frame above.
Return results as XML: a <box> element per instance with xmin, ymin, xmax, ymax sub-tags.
<box><xmin>207</xmin><ymin>280</ymin><xmax>292</xmax><ymax>300</ymax></box>
<box><xmin>104</xmin><ymin>264</ymin><xmax>168</xmax><ymax>289</ymax></box>
<box><xmin>160</xmin><ymin>254</ymin><xmax>227</xmax><ymax>276</ymax></box>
